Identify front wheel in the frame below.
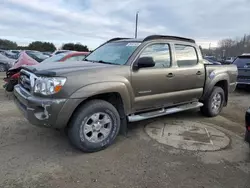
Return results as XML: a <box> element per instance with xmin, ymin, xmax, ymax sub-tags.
<box><xmin>201</xmin><ymin>86</ymin><xmax>225</xmax><ymax>117</ymax></box>
<box><xmin>68</xmin><ymin>100</ymin><xmax>121</xmax><ymax>152</ymax></box>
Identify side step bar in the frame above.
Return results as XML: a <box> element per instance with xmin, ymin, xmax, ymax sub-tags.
<box><xmin>128</xmin><ymin>102</ymin><xmax>203</xmax><ymax>122</ymax></box>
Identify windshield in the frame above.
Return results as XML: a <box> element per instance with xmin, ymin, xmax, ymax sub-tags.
<box><xmin>41</xmin><ymin>53</ymin><xmax>67</xmax><ymax>63</ymax></box>
<box><xmin>233</xmin><ymin>57</ymin><xmax>250</xmax><ymax>68</ymax></box>
<box><xmin>85</xmin><ymin>42</ymin><xmax>141</xmax><ymax>65</ymax></box>
<box><xmin>26</xmin><ymin>51</ymin><xmax>48</xmax><ymax>59</ymax></box>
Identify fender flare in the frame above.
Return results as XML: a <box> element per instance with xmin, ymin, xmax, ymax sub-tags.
<box><xmin>202</xmin><ymin>73</ymin><xmax>229</xmax><ymax>101</ymax></box>
<box><xmin>70</xmin><ymin>82</ymin><xmax>132</xmax><ymax>114</ymax></box>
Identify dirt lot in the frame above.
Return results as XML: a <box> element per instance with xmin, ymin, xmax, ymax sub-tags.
<box><xmin>0</xmin><ymin>72</ymin><xmax>249</xmax><ymax>188</ymax></box>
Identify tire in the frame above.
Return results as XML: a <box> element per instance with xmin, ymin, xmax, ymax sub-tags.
<box><xmin>0</xmin><ymin>64</ymin><xmax>5</xmax><ymax>72</ymax></box>
<box><xmin>201</xmin><ymin>86</ymin><xmax>225</xmax><ymax>117</ymax></box>
<box><xmin>5</xmin><ymin>82</ymin><xmax>15</xmax><ymax>92</ymax></box>
<box><xmin>68</xmin><ymin>100</ymin><xmax>121</xmax><ymax>152</ymax></box>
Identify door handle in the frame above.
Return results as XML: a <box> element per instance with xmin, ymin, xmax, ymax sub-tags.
<box><xmin>166</xmin><ymin>73</ymin><xmax>174</xmax><ymax>78</ymax></box>
<box><xmin>196</xmin><ymin>71</ymin><xmax>202</xmax><ymax>75</ymax></box>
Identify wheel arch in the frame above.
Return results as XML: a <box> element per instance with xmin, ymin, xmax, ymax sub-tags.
<box><xmin>201</xmin><ymin>75</ymin><xmax>229</xmax><ymax>106</ymax></box>
<box><xmin>66</xmin><ymin>92</ymin><xmax>127</xmax><ymax>130</ymax></box>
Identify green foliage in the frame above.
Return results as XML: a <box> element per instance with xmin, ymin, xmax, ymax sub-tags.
<box><xmin>28</xmin><ymin>41</ymin><xmax>56</xmax><ymax>52</ymax></box>
<box><xmin>0</xmin><ymin>39</ymin><xmax>18</xmax><ymax>50</ymax></box>
<box><xmin>62</xmin><ymin>43</ymin><xmax>89</xmax><ymax>51</ymax></box>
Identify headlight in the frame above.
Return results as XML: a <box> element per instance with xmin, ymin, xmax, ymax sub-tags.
<box><xmin>34</xmin><ymin>77</ymin><xmax>66</xmax><ymax>95</ymax></box>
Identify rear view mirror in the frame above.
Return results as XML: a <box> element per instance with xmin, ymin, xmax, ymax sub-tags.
<box><xmin>136</xmin><ymin>57</ymin><xmax>155</xmax><ymax>68</ymax></box>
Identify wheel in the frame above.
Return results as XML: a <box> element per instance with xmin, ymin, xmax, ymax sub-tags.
<box><xmin>5</xmin><ymin>82</ymin><xmax>15</xmax><ymax>92</ymax></box>
<box><xmin>201</xmin><ymin>86</ymin><xmax>225</xmax><ymax>117</ymax></box>
<box><xmin>68</xmin><ymin>100</ymin><xmax>121</xmax><ymax>152</ymax></box>
<box><xmin>0</xmin><ymin>64</ymin><xmax>5</xmax><ymax>72</ymax></box>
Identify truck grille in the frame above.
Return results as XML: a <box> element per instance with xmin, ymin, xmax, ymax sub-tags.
<box><xmin>19</xmin><ymin>70</ymin><xmax>36</xmax><ymax>93</ymax></box>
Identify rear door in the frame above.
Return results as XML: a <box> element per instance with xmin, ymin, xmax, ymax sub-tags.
<box><xmin>171</xmin><ymin>44</ymin><xmax>206</xmax><ymax>103</ymax></box>
<box><xmin>233</xmin><ymin>55</ymin><xmax>250</xmax><ymax>84</ymax></box>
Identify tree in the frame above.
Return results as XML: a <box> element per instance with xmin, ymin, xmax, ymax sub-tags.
<box><xmin>28</xmin><ymin>41</ymin><xmax>56</xmax><ymax>52</ymax></box>
<box><xmin>203</xmin><ymin>34</ymin><xmax>250</xmax><ymax>58</ymax></box>
<box><xmin>0</xmin><ymin>39</ymin><xmax>18</xmax><ymax>50</ymax></box>
<box><xmin>61</xmin><ymin>43</ymin><xmax>75</xmax><ymax>50</ymax></box>
<box><xmin>62</xmin><ymin>43</ymin><xmax>89</xmax><ymax>51</ymax></box>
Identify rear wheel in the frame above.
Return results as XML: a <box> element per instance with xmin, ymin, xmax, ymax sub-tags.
<box><xmin>201</xmin><ymin>86</ymin><xmax>225</xmax><ymax>117</ymax></box>
<box><xmin>68</xmin><ymin>100</ymin><xmax>121</xmax><ymax>152</ymax></box>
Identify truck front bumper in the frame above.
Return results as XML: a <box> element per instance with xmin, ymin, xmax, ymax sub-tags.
<box><xmin>14</xmin><ymin>85</ymin><xmax>83</xmax><ymax>129</ymax></box>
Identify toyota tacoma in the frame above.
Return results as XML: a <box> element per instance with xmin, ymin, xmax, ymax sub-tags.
<box><xmin>14</xmin><ymin>35</ymin><xmax>238</xmax><ymax>152</ymax></box>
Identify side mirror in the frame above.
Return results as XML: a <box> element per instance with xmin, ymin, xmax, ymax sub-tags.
<box><xmin>136</xmin><ymin>57</ymin><xmax>155</xmax><ymax>68</ymax></box>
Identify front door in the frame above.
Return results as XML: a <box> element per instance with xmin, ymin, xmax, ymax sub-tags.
<box><xmin>131</xmin><ymin>43</ymin><xmax>177</xmax><ymax>111</ymax></box>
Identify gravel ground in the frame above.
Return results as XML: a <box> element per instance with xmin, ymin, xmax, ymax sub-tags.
<box><xmin>0</xmin><ymin>72</ymin><xmax>249</xmax><ymax>188</ymax></box>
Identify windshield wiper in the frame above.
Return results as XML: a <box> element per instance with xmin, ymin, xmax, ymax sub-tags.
<box><xmin>84</xmin><ymin>59</ymin><xmax>118</xmax><ymax>65</ymax></box>
<box><xmin>84</xmin><ymin>58</ymin><xmax>91</xmax><ymax>62</ymax></box>
<box><xmin>94</xmin><ymin>60</ymin><xmax>118</xmax><ymax>65</ymax></box>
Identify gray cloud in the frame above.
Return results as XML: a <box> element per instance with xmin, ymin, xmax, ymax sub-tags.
<box><xmin>0</xmin><ymin>0</ymin><xmax>249</xmax><ymax>49</ymax></box>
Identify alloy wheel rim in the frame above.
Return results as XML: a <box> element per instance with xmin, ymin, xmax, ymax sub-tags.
<box><xmin>82</xmin><ymin>112</ymin><xmax>112</xmax><ymax>143</ymax></box>
<box><xmin>211</xmin><ymin>93</ymin><xmax>222</xmax><ymax>111</ymax></box>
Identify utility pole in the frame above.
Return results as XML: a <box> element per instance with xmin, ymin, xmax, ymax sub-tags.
<box><xmin>135</xmin><ymin>11</ymin><xmax>139</xmax><ymax>38</ymax></box>
<box><xmin>209</xmin><ymin>43</ymin><xmax>211</xmax><ymax>55</ymax></box>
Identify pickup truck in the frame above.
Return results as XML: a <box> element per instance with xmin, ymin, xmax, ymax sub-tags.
<box><xmin>13</xmin><ymin>35</ymin><xmax>238</xmax><ymax>152</ymax></box>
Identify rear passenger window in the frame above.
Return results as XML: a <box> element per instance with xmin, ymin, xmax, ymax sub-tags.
<box><xmin>139</xmin><ymin>43</ymin><xmax>171</xmax><ymax>68</ymax></box>
<box><xmin>175</xmin><ymin>45</ymin><xmax>198</xmax><ymax>67</ymax></box>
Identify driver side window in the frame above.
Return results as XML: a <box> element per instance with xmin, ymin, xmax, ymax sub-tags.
<box><xmin>139</xmin><ymin>43</ymin><xmax>171</xmax><ymax>68</ymax></box>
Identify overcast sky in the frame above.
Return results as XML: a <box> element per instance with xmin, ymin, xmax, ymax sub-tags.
<box><xmin>0</xmin><ymin>0</ymin><xmax>249</xmax><ymax>49</ymax></box>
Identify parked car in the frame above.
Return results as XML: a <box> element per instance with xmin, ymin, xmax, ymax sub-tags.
<box><xmin>2</xmin><ymin>51</ymin><xmax>19</xmax><ymax>59</ymax></box>
<box><xmin>204</xmin><ymin>56</ymin><xmax>217</xmax><ymax>62</ymax></box>
<box><xmin>0</xmin><ymin>53</ymin><xmax>16</xmax><ymax>72</ymax></box>
<box><xmin>233</xmin><ymin>54</ymin><xmax>250</xmax><ymax>86</ymax></box>
<box><xmin>13</xmin><ymin>35</ymin><xmax>237</xmax><ymax>152</ymax></box>
<box><xmin>245</xmin><ymin>108</ymin><xmax>250</xmax><ymax>147</ymax></box>
<box><xmin>41</xmin><ymin>51</ymin><xmax>90</xmax><ymax>64</ymax></box>
<box><xmin>9</xmin><ymin>50</ymin><xmax>21</xmax><ymax>54</ymax></box>
<box><xmin>225</xmin><ymin>57</ymin><xmax>236</xmax><ymax>64</ymax></box>
<box><xmin>42</xmin><ymin>52</ymin><xmax>52</xmax><ymax>57</ymax></box>
<box><xmin>51</xmin><ymin>50</ymin><xmax>70</xmax><ymax>56</ymax></box>
<box><xmin>25</xmin><ymin>50</ymin><xmax>49</xmax><ymax>62</ymax></box>
<box><xmin>204</xmin><ymin>57</ymin><xmax>221</xmax><ymax>65</ymax></box>
<box><xmin>3</xmin><ymin>51</ymin><xmax>38</xmax><ymax>91</ymax></box>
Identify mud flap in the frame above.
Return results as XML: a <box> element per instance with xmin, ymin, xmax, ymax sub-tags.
<box><xmin>119</xmin><ymin>116</ymin><xmax>128</xmax><ymax>137</ymax></box>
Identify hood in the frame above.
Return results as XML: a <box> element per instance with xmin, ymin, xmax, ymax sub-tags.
<box><xmin>22</xmin><ymin>60</ymin><xmax>115</xmax><ymax>76</ymax></box>
<box><xmin>10</xmin><ymin>51</ymin><xmax>38</xmax><ymax>70</ymax></box>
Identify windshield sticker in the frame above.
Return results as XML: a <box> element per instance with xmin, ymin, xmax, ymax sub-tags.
<box><xmin>126</xmin><ymin>43</ymin><xmax>140</xmax><ymax>47</ymax></box>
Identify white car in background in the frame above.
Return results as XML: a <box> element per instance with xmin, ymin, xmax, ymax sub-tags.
<box><xmin>51</xmin><ymin>50</ymin><xmax>70</xmax><ymax>56</ymax></box>
<box><xmin>225</xmin><ymin>57</ymin><xmax>236</xmax><ymax>64</ymax></box>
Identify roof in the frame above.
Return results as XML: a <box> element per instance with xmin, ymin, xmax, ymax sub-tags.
<box><xmin>241</xmin><ymin>53</ymin><xmax>250</xmax><ymax>56</ymax></box>
<box><xmin>112</xmin><ymin>38</ymin><xmax>144</xmax><ymax>42</ymax></box>
<box><xmin>109</xmin><ymin>35</ymin><xmax>195</xmax><ymax>43</ymax></box>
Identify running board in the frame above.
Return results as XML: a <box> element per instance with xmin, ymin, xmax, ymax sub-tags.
<box><xmin>128</xmin><ymin>102</ymin><xmax>203</xmax><ymax>122</ymax></box>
